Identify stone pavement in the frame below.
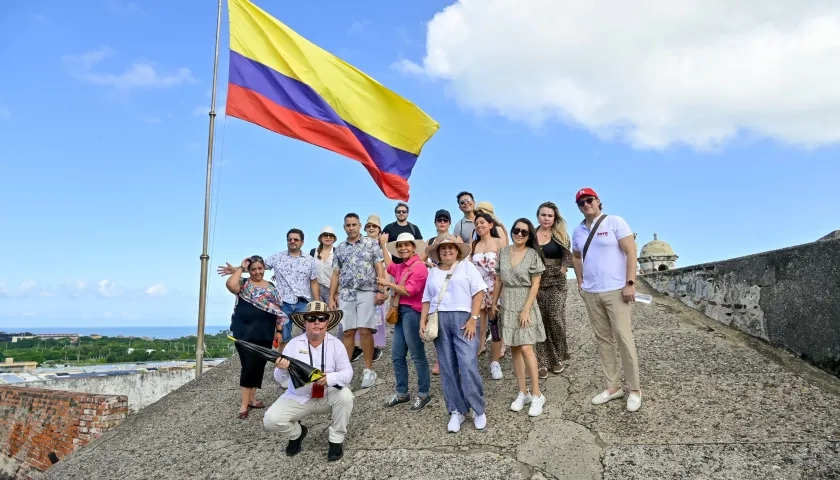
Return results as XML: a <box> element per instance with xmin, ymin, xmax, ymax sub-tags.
<box><xmin>42</xmin><ymin>280</ymin><xmax>840</xmax><ymax>479</ymax></box>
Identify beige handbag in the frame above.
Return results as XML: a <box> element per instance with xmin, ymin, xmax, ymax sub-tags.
<box><xmin>422</xmin><ymin>261</ymin><xmax>459</xmax><ymax>342</ymax></box>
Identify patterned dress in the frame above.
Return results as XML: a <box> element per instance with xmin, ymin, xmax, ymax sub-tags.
<box><xmin>471</xmin><ymin>252</ymin><xmax>499</xmax><ymax>309</ymax></box>
<box><xmin>495</xmin><ymin>246</ymin><xmax>546</xmax><ymax>346</ymax></box>
<box><xmin>535</xmin><ymin>239</ymin><xmax>573</xmax><ymax>368</ymax></box>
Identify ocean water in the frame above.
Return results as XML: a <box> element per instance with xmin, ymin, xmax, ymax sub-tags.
<box><xmin>5</xmin><ymin>325</ymin><xmax>231</xmax><ymax>339</ymax></box>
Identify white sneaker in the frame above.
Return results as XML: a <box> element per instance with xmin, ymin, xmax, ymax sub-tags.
<box><xmin>510</xmin><ymin>391</ymin><xmax>532</xmax><ymax>412</ymax></box>
<box><xmin>473</xmin><ymin>413</ymin><xmax>487</xmax><ymax>430</ymax></box>
<box><xmin>626</xmin><ymin>392</ymin><xmax>642</xmax><ymax>412</ymax></box>
<box><xmin>490</xmin><ymin>361</ymin><xmax>503</xmax><ymax>380</ymax></box>
<box><xmin>361</xmin><ymin>369</ymin><xmax>377</xmax><ymax>388</ymax></box>
<box><xmin>528</xmin><ymin>394</ymin><xmax>546</xmax><ymax>417</ymax></box>
<box><xmin>591</xmin><ymin>389</ymin><xmax>624</xmax><ymax>405</ymax></box>
<box><xmin>447</xmin><ymin>412</ymin><xmax>465</xmax><ymax>432</ymax></box>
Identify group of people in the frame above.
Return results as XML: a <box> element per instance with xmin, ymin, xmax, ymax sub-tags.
<box><xmin>218</xmin><ymin>187</ymin><xmax>643</xmax><ymax>461</ymax></box>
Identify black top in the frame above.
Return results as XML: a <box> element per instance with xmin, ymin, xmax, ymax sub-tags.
<box><xmin>540</xmin><ymin>237</ymin><xmax>565</xmax><ymax>260</ymax></box>
<box><xmin>230</xmin><ymin>300</ymin><xmax>276</xmax><ymax>344</ymax></box>
<box><xmin>382</xmin><ymin>222</ymin><xmax>423</xmax><ymax>264</ymax></box>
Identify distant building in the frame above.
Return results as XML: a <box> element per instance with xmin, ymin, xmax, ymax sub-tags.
<box><xmin>0</xmin><ymin>358</ymin><xmax>38</xmax><ymax>373</ymax></box>
<box><xmin>639</xmin><ymin>233</ymin><xmax>679</xmax><ymax>274</ymax></box>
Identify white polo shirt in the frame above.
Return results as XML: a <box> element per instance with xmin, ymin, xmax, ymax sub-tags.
<box><xmin>571</xmin><ymin>214</ymin><xmax>633</xmax><ymax>293</ymax></box>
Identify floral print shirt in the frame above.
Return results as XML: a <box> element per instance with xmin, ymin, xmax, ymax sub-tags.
<box><xmin>332</xmin><ymin>236</ymin><xmax>383</xmax><ymax>301</ymax></box>
<box><xmin>265</xmin><ymin>251</ymin><xmax>318</xmax><ymax>305</ymax></box>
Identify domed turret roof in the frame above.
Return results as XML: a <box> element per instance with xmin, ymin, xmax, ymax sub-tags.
<box><xmin>640</xmin><ymin>233</ymin><xmax>676</xmax><ymax>258</ymax></box>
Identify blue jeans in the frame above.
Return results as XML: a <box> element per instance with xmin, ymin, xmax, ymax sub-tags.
<box><xmin>392</xmin><ymin>305</ymin><xmax>430</xmax><ymax>398</ymax></box>
<box><xmin>280</xmin><ymin>300</ymin><xmax>308</xmax><ymax>342</ymax></box>
<box><xmin>433</xmin><ymin>311</ymin><xmax>485</xmax><ymax>416</ymax></box>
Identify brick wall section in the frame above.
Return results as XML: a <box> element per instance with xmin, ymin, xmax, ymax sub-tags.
<box><xmin>0</xmin><ymin>386</ymin><xmax>128</xmax><ymax>478</ymax></box>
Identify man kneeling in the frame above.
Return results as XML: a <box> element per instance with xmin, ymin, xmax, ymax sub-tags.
<box><xmin>263</xmin><ymin>301</ymin><xmax>354</xmax><ymax>461</ymax></box>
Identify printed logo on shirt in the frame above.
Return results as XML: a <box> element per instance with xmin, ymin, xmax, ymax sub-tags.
<box><xmin>597</xmin><ymin>231</ymin><xmax>609</xmax><ymax>237</ymax></box>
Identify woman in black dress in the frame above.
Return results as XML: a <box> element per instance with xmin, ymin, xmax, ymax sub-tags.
<box><xmin>220</xmin><ymin>255</ymin><xmax>287</xmax><ymax>419</ymax></box>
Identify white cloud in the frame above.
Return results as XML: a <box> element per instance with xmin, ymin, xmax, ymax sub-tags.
<box><xmin>144</xmin><ymin>283</ymin><xmax>167</xmax><ymax>297</ymax></box>
<box><xmin>64</xmin><ymin>47</ymin><xmax>196</xmax><ymax>90</ymax></box>
<box><xmin>97</xmin><ymin>280</ymin><xmax>120</xmax><ymax>298</ymax></box>
<box><xmin>348</xmin><ymin>20</ymin><xmax>372</xmax><ymax>36</ymax></box>
<box><xmin>406</xmin><ymin>0</ymin><xmax>840</xmax><ymax>150</ymax></box>
<box><xmin>19</xmin><ymin>281</ymin><xmax>37</xmax><ymax>295</ymax></box>
<box><xmin>110</xmin><ymin>2</ymin><xmax>144</xmax><ymax>16</ymax></box>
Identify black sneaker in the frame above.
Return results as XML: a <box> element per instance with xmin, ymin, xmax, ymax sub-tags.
<box><xmin>373</xmin><ymin>347</ymin><xmax>383</xmax><ymax>362</ymax></box>
<box><xmin>384</xmin><ymin>394</ymin><xmax>410</xmax><ymax>408</ymax></box>
<box><xmin>285</xmin><ymin>424</ymin><xmax>307</xmax><ymax>456</ymax></box>
<box><xmin>350</xmin><ymin>346</ymin><xmax>363</xmax><ymax>362</ymax></box>
<box><xmin>409</xmin><ymin>394</ymin><xmax>432</xmax><ymax>412</ymax></box>
<box><xmin>328</xmin><ymin>441</ymin><xmax>343</xmax><ymax>462</ymax></box>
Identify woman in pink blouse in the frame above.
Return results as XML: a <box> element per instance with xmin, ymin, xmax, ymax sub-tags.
<box><xmin>378</xmin><ymin>232</ymin><xmax>432</xmax><ymax>411</ymax></box>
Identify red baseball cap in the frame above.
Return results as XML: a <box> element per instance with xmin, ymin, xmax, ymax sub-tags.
<box><xmin>575</xmin><ymin>187</ymin><xmax>599</xmax><ymax>202</ymax></box>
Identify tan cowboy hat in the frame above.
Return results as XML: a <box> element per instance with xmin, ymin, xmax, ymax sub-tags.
<box><xmin>475</xmin><ymin>201</ymin><xmax>495</xmax><ymax>214</ymax></box>
<box><xmin>289</xmin><ymin>301</ymin><xmax>343</xmax><ymax>331</ymax></box>
<box><xmin>386</xmin><ymin>232</ymin><xmax>426</xmax><ymax>258</ymax></box>
<box><xmin>425</xmin><ymin>233</ymin><xmax>471</xmax><ymax>263</ymax></box>
<box><xmin>365</xmin><ymin>214</ymin><xmax>382</xmax><ymax>229</ymax></box>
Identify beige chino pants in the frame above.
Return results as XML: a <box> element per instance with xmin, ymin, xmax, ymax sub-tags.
<box><xmin>263</xmin><ymin>387</ymin><xmax>354</xmax><ymax>443</ymax></box>
<box><xmin>582</xmin><ymin>289</ymin><xmax>641</xmax><ymax>390</ymax></box>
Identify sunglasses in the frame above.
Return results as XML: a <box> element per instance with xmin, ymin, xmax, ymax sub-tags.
<box><xmin>435</xmin><ymin>217</ymin><xmax>450</xmax><ymax>223</ymax></box>
<box><xmin>395</xmin><ymin>210</ymin><xmax>408</xmax><ymax>214</ymax></box>
<box><xmin>304</xmin><ymin>314</ymin><xmax>329</xmax><ymax>323</ymax></box>
<box><xmin>511</xmin><ymin>228</ymin><xmax>529</xmax><ymax>237</ymax></box>
<box><xmin>458</xmin><ymin>199</ymin><xmax>472</xmax><ymax>205</ymax></box>
<box><xmin>249</xmin><ymin>255</ymin><xmax>264</xmax><ymax>263</ymax></box>
<box><xmin>321</xmin><ymin>233</ymin><xmax>335</xmax><ymax>238</ymax></box>
<box><xmin>287</xmin><ymin>238</ymin><xmax>301</xmax><ymax>242</ymax></box>
<box><xmin>576</xmin><ymin>197</ymin><xmax>596</xmax><ymax>207</ymax></box>
<box><xmin>365</xmin><ymin>224</ymin><xmax>379</xmax><ymax>229</ymax></box>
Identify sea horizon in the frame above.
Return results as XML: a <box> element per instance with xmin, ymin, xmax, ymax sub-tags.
<box><xmin>0</xmin><ymin>325</ymin><xmax>232</xmax><ymax>340</ymax></box>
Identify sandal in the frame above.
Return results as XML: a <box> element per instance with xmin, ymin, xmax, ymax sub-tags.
<box><xmin>552</xmin><ymin>363</ymin><xmax>565</xmax><ymax>374</ymax></box>
<box><xmin>238</xmin><ymin>409</ymin><xmax>249</xmax><ymax>419</ymax></box>
<box><xmin>249</xmin><ymin>401</ymin><xmax>266</xmax><ymax>409</ymax></box>
<box><xmin>538</xmin><ymin>367</ymin><xmax>549</xmax><ymax>379</ymax></box>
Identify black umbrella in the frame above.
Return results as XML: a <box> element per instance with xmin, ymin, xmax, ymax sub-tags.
<box><xmin>227</xmin><ymin>335</ymin><xmax>324</xmax><ymax>389</ymax></box>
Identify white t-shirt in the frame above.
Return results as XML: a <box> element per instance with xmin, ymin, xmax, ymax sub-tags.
<box><xmin>571</xmin><ymin>214</ymin><xmax>633</xmax><ymax>293</ymax></box>
<box><xmin>422</xmin><ymin>261</ymin><xmax>488</xmax><ymax>313</ymax></box>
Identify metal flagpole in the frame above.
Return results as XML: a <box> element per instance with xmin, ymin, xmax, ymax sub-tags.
<box><xmin>196</xmin><ymin>0</ymin><xmax>224</xmax><ymax>378</ymax></box>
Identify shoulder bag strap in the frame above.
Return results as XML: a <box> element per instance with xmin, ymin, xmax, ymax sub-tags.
<box><xmin>390</xmin><ymin>263</ymin><xmax>415</xmax><ymax>307</ymax></box>
<box><xmin>582</xmin><ymin>214</ymin><xmax>608</xmax><ymax>261</ymax></box>
<box><xmin>435</xmin><ymin>261</ymin><xmax>459</xmax><ymax>308</ymax></box>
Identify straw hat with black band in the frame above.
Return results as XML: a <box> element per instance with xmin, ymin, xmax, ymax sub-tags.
<box><xmin>424</xmin><ymin>233</ymin><xmax>472</xmax><ymax>264</ymax></box>
<box><xmin>289</xmin><ymin>301</ymin><xmax>343</xmax><ymax>331</ymax></box>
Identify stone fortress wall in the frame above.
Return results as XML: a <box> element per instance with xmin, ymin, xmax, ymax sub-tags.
<box><xmin>643</xmin><ymin>235</ymin><xmax>840</xmax><ymax>377</ymax></box>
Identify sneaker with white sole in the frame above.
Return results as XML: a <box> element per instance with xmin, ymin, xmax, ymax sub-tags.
<box><xmin>510</xmin><ymin>391</ymin><xmax>532</xmax><ymax>412</ymax></box>
<box><xmin>591</xmin><ymin>389</ymin><xmax>624</xmax><ymax>405</ymax></box>
<box><xmin>361</xmin><ymin>369</ymin><xmax>377</xmax><ymax>388</ymax></box>
<box><xmin>447</xmin><ymin>412</ymin><xmax>465</xmax><ymax>432</ymax></box>
<box><xmin>528</xmin><ymin>394</ymin><xmax>546</xmax><ymax>417</ymax></box>
<box><xmin>473</xmin><ymin>412</ymin><xmax>487</xmax><ymax>430</ymax></box>
<box><xmin>490</xmin><ymin>361</ymin><xmax>503</xmax><ymax>380</ymax></box>
<box><xmin>626</xmin><ymin>392</ymin><xmax>642</xmax><ymax>412</ymax></box>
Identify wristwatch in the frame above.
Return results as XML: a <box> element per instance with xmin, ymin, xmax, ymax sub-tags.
<box><xmin>627</xmin><ymin>280</ymin><xmax>635</xmax><ymax>286</ymax></box>
<box><xmin>470</xmin><ymin>315</ymin><xmax>479</xmax><ymax>321</ymax></box>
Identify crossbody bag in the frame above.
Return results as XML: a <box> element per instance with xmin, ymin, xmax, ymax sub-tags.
<box><xmin>422</xmin><ymin>261</ymin><xmax>459</xmax><ymax>342</ymax></box>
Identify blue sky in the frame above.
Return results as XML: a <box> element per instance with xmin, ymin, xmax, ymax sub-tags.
<box><xmin>1</xmin><ymin>1</ymin><xmax>838</xmax><ymax>329</ymax></box>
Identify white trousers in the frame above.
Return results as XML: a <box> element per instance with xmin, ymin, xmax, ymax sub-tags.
<box><xmin>263</xmin><ymin>387</ymin><xmax>354</xmax><ymax>443</ymax></box>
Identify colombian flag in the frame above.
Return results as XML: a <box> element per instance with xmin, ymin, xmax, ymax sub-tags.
<box><xmin>226</xmin><ymin>0</ymin><xmax>440</xmax><ymax>201</ymax></box>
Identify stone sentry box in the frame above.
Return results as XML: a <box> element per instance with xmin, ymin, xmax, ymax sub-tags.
<box><xmin>644</xmin><ymin>237</ymin><xmax>840</xmax><ymax>377</ymax></box>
